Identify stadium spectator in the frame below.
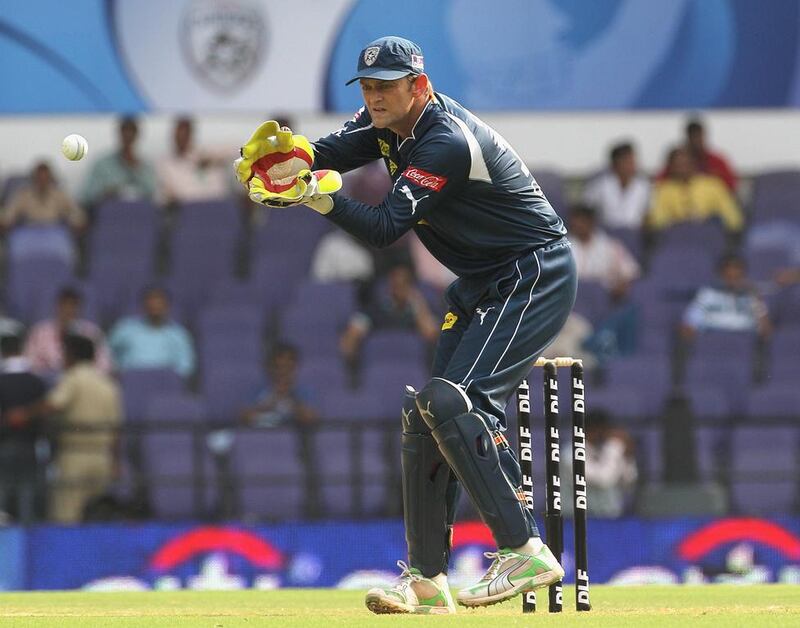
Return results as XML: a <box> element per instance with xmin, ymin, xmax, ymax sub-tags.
<box><xmin>685</xmin><ymin>118</ymin><xmax>738</xmax><ymax>191</ymax></box>
<box><xmin>1</xmin><ymin>161</ymin><xmax>86</xmax><ymax>264</ymax></box>
<box><xmin>240</xmin><ymin>342</ymin><xmax>318</xmax><ymax>427</ymax></box>
<box><xmin>310</xmin><ymin>230</ymin><xmax>375</xmax><ymax>283</ymax></box>
<box><xmin>680</xmin><ymin>254</ymin><xmax>771</xmax><ymax>339</ymax></box>
<box><xmin>339</xmin><ymin>262</ymin><xmax>439</xmax><ymax>365</ymax></box>
<box><xmin>647</xmin><ymin>147</ymin><xmax>743</xmax><ymax>234</ymax></box>
<box><xmin>45</xmin><ymin>334</ymin><xmax>123</xmax><ymax>524</ymax></box>
<box><xmin>585</xmin><ymin>410</ymin><xmax>638</xmax><ymax>518</ymax></box>
<box><xmin>24</xmin><ymin>287</ymin><xmax>111</xmax><ymax>377</ymax></box>
<box><xmin>108</xmin><ymin>287</ymin><xmax>195</xmax><ymax>378</ymax></box>
<box><xmin>582</xmin><ymin>142</ymin><xmax>651</xmax><ymax>229</ymax></box>
<box><xmin>569</xmin><ymin>204</ymin><xmax>640</xmax><ymax>300</ymax></box>
<box><xmin>239</xmin><ymin>342</ymin><xmax>320</xmax><ymax>517</ymax></box>
<box><xmin>0</xmin><ymin>314</ymin><xmax>24</xmax><ymax>343</ymax></box>
<box><xmin>157</xmin><ymin>116</ymin><xmax>229</xmax><ymax>206</ymax></box>
<box><xmin>81</xmin><ymin>116</ymin><xmax>156</xmax><ymax>209</ymax></box>
<box><xmin>0</xmin><ymin>333</ymin><xmax>48</xmax><ymax>523</ymax></box>
<box><xmin>539</xmin><ymin>312</ymin><xmax>596</xmax><ymax>369</ymax></box>
<box><xmin>559</xmin><ymin>409</ymin><xmax>637</xmax><ymax>519</ymax></box>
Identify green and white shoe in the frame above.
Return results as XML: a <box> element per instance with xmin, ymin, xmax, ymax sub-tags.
<box><xmin>457</xmin><ymin>545</ymin><xmax>565</xmax><ymax>608</ymax></box>
<box><xmin>365</xmin><ymin>560</ymin><xmax>456</xmax><ymax>615</ymax></box>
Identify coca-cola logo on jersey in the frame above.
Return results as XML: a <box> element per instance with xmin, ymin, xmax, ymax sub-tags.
<box><xmin>401</xmin><ymin>167</ymin><xmax>447</xmax><ymax>191</ymax></box>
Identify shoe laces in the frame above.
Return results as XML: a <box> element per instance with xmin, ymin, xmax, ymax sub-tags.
<box><xmin>391</xmin><ymin>560</ymin><xmax>423</xmax><ymax>594</ymax></box>
<box><xmin>481</xmin><ymin>551</ymin><xmax>512</xmax><ymax>581</ymax></box>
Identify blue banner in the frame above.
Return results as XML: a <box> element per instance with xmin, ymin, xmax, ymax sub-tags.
<box><xmin>1</xmin><ymin>0</ymin><xmax>799</xmax><ymax>113</ymax></box>
<box><xmin>13</xmin><ymin>517</ymin><xmax>800</xmax><ymax>591</ymax></box>
<box><xmin>0</xmin><ymin>527</ymin><xmax>26</xmax><ymax>591</ymax></box>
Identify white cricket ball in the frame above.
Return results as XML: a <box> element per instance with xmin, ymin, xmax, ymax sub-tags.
<box><xmin>61</xmin><ymin>134</ymin><xmax>88</xmax><ymax>161</ymax></box>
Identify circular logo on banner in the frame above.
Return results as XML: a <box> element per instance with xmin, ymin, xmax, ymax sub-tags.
<box><xmin>181</xmin><ymin>0</ymin><xmax>265</xmax><ymax>91</ymax></box>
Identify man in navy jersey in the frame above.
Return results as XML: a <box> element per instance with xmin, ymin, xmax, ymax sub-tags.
<box><xmin>236</xmin><ymin>36</ymin><xmax>576</xmax><ymax>615</ymax></box>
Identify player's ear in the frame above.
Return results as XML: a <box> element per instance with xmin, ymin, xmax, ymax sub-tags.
<box><xmin>411</xmin><ymin>74</ymin><xmax>429</xmax><ymax>98</ymax></box>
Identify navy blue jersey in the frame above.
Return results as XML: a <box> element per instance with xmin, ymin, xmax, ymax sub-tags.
<box><xmin>312</xmin><ymin>92</ymin><xmax>566</xmax><ymax>278</ymax></box>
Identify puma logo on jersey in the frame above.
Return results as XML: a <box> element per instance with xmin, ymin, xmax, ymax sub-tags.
<box><xmin>399</xmin><ymin>185</ymin><xmax>430</xmax><ymax>215</ymax></box>
<box><xmin>402</xmin><ymin>407</ymin><xmax>413</xmax><ymax>427</ymax></box>
<box><xmin>476</xmin><ymin>306</ymin><xmax>495</xmax><ymax>325</ymax></box>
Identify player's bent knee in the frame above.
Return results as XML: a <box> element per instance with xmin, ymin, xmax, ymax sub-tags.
<box><xmin>416</xmin><ymin>377</ymin><xmax>473</xmax><ymax>430</ymax></box>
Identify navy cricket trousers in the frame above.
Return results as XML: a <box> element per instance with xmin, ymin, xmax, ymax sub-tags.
<box><xmin>432</xmin><ymin>237</ymin><xmax>577</xmax><ymax>430</ymax></box>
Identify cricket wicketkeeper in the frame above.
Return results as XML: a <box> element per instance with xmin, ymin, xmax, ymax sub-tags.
<box><xmin>235</xmin><ymin>36</ymin><xmax>577</xmax><ymax>614</ymax></box>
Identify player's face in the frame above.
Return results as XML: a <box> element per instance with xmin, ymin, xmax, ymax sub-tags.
<box><xmin>359</xmin><ymin>77</ymin><xmax>416</xmax><ymax>129</ymax></box>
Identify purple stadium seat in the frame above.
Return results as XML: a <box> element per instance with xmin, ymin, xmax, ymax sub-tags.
<box><xmin>572</xmin><ymin>281</ymin><xmax>610</xmax><ymax>326</ymax></box>
<box><xmin>207</xmin><ymin>278</ymin><xmax>263</xmax><ymax>308</ymax></box>
<box><xmin>278</xmin><ymin>280</ymin><xmax>357</xmax><ymax>353</ymax></box>
<box><xmin>362</xmin><ymin>427</ymin><xmax>396</xmax><ymax>516</ymax></box>
<box><xmin>200</xmin><ymin>335</ymin><xmax>264</xmax><ymax>374</ymax></box>
<box><xmin>119</xmin><ymin>368</ymin><xmax>186</xmax><ymax>421</ymax></box>
<box><xmin>691</xmin><ymin>329</ymin><xmax>756</xmax><ymax>363</ymax></box>
<box><xmin>362</xmin><ymin>330</ymin><xmax>428</xmax><ymax>367</ymax></box>
<box><xmin>746</xmin><ymin>247</ymin><xmax>792</xmax><ymax>281</ymax></box>
<box><xmin>320</xmin><ymin>387</ymin><xmax>385</xmax><ymax>421</ymax></box>
<box><xmin>169</xmin><ymin>226</ymin><xmax>239</xmax><ymax>317</ymax></box>
<box><xmin>631</xmin><ymin>427</ymin><xmax>661</xmax><ymax>482</ymax></box>
<box><xmin>202</xmin><ymin>362</ymin><xmax>264</xmax><ymax>422</ymax></box>
<box><xmin>251</xmin><ymin>251</ymin><xmax>309</xmax><ymax>306</ymax></box>
<box><xmin>730</xmin><ymin>427</ymin><xmax>798</xmax><ymax>514</ymax></box>
<box><xmin>174</xmin><ymin>200</ymin><xmax>240</xmax><ymax>233</ymax></box>
<box><xmin>255</xmin><ymin>207</ymin><xmax>331</xmax><ymax>253</ymax></box>
<box><xmin>281</xmin><ymin>317</ymin><xmax>341</xmax><ymax>360</ymax></box>
<box><xmin>6</xmin><ymin>258</ymin><xmax>74</xmax><ymax>323</ymax></box>
<box><xmin>315</xmin><ymin>429</ymin><xmax>353</xmax><ymax>517</ymax></box>
<box><xmin>297</xmin><ymin>356</ymin><xmax>348</xmax><ymax>396</ymax></box>
<box><xmin>584</xmin><ymin>387</ymin><xmax>648</xmax><ymax>422</ymax></box>
<box><xmin>145</xmin><ymin>393</ymin><xmax>208</xmax><ymax>423</ymax></box>
<box><xmin>656</xmin><ymin>222</ymin><xmax>727</xmax><ymax>257</ymax></box>
<box><xmin>648</xmin><ymin>248</ymin><xmax>715</xmax><ymax>292</ymax></box>
<box><xmin>684</xmin><ymin>358</ymin><xmax>751</xmax><ymax>414</ymax></box>
<box><xmin>198</xmin><ymin>304</ymin><xmax>265</xmax><ymax>339</ymax></box>
<box><xmin>94</xmin><ymin>199</ymin><xmax>159</xmax><ymax>228</ymax></box>
<box><xmin>603</xmin><ymin>355</ymin><xmax>671</xmax><ymax>415</ymax></box>
<box><xmin>607</xmin><ymin>227</ymin><xmax>643</xmax><ymax>262</ymax></box>
<box><xmin>745</xmin><ymin>384</ymin><xmax>800</xmax><ymax>419</ymax></box>
<box><xmin>231</xmin><ymin>428</ymin><xmax>305</xmax><ymax>520</ymax></box>
<box><xmin>289</xmin><ymin>280</ymin><xmax>357</xmax><ymax>325</ymax></box>
<box><xmin>361</xmin><ymin>362</ymin><xmax>429</xmax><ymax>417</ymax></box>
<box><xmin>141</xmin><ymin>393</ymin><xmax>211</xmax><ymax>520</ymax></box>
<box><xmin>696</xmin><ymin>427</ymin><xmax>728</xmax><ymax>482</ymax></box>
<box><xmin>750</xmin><ymin>170</ymin><xmax>800</xmax><ymax>223</ymax></box>
<box><xmin>683</xmin><ymin>384</ymin><xmax>732</xmax><ymax>422</ymax></box>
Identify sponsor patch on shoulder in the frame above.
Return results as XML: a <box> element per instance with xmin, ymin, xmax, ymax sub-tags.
<box><xmin>402</xmin><ymin>166</ymin><xmax>447</xmax><ymax>191</ymax></box>
<box><xmin>441</xmin><ymin>312</ymin><xmax>458</xmax><ymax>330</ymax></box>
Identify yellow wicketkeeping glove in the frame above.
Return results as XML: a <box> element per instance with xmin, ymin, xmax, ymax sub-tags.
<box><xmin>233</xmin><ymin>120</ymin><xmax>315</xmax><ymax>187</ymax></box>
<box><xmin>248</xmin><ymin>168</ymin><xmax>342</xmax><ymax>214</ymax></box>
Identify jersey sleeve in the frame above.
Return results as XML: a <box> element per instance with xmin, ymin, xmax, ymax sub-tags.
<box><xmin>323</xmin><ymin>133</ymin><xmax>470</xmax><ymax>248</ymax></box>
<box><xmin>312</xmin><ymin>107</ymin><xmax>382</xmax><ymax>173</ymax></box>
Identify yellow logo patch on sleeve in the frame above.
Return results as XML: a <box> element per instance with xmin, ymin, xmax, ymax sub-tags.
<box><xmin>388</xmin><ymin>159</ymin><xmax>398</xmax><ymax>175</ymax></box>
<box><xmin>378</xmin><ymin>139</ymin><xmax>390</xmax><ymax>156</ymax></box>
<box><xmin>441</xmin><ymin>312</ymin><xmax>458</xmax><ymax>330</ymax></box>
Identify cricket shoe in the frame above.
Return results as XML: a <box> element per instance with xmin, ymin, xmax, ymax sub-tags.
<box><xmin>365</xmin><ymin>560</ymin><xmax>456</xmax><ymax>615</ymax></box>
<box><xmin>457</xmin><ymin>545</ymin><xmax>565</xmax><ymax>608</ymax></box>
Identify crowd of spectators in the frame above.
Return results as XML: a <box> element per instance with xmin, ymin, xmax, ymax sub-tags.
<box><xmin>0</xmin><ymin>113</ymin><xmax>798</xmax><ymax>524</ymax></box>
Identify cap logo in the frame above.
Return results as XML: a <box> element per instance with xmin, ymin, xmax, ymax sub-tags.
<box><xmin>364</xmin><ymin>46</ymin><xmax>381</xmax><ymax>66</ymax></box>
<box><xmin>411</xmin><ymin>54</ymin><xmax>424</xmax><ymax>71</ymax></box>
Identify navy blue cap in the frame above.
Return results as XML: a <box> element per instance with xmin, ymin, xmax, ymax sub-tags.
<box><xmin>346</xmin><ymin>36</ymin><xmax>424</xmax><ymax>85</ymax></box>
